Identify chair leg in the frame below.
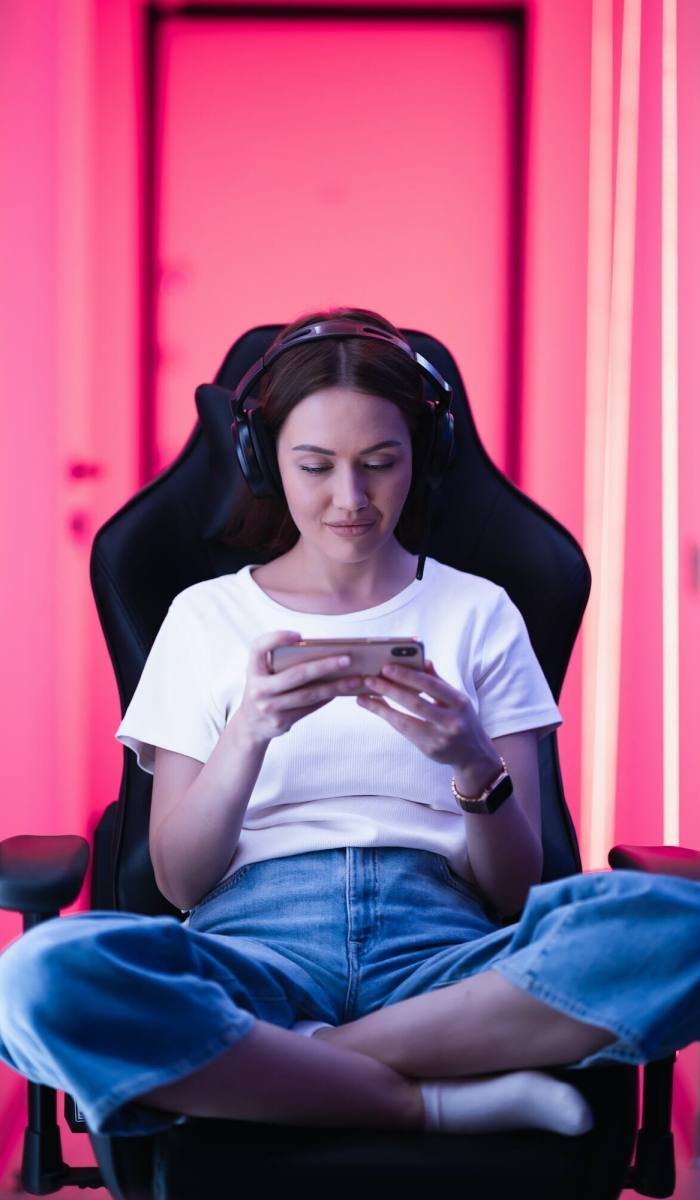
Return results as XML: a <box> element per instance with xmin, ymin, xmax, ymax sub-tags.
<box><xmin>20</xmin><ymin>1080</ymin><xmax>104</xmax><ymax>1195</ymax></box>
<box><xmin>626</xmin><ymin>1056</ymin><xmax>676</xmax><ymax>1198</ymax></box>
<box><xmin>21</xmin><ymin>1082</ymin><xmax>65</xmax><ymax>1195</ymax></box>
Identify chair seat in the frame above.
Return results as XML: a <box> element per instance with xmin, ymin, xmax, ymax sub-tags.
<box><xmin>91</xmin><ymin>1063</ymin><xmax>637</xmax><ymax>1200</ymax></box>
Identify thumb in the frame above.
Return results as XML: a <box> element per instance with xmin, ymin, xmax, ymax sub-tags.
<box><xmin>250</xmin><ymin>629</ymin><xmax>302</xmax><ymax>674</ymax></box>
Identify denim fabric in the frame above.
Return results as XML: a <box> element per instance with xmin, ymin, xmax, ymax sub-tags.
<box><xmin>0</xmin><ymin>848</ymin><xmax>698</xmax><ymax>1137</ymax></box>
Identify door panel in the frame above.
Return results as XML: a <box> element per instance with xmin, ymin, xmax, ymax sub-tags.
<box><xmin>154</xmin><ymin>12</ymin><xmax>520</xmax><ymax>474</ymax></box>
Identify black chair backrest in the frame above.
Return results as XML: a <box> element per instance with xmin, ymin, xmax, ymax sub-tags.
<box><xmin>90</xmin><ymin>326</ymin><xmax>588</xmax><ymax>916</ymax></box>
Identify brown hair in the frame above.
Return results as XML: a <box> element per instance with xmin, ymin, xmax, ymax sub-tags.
<box><xmin>221</xmin><ymin>305</ymin><xmax>433</xmax><ymax>555</ymax></box>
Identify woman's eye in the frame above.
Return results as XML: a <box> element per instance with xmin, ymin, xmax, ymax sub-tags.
<box><xmin>299</xmin><ymin>462</ymin><xmax>395</xmax><ymax>475</ymax></box>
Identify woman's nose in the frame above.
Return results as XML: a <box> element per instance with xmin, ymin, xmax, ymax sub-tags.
<box><xmin>333</xmin><ymin>467</ymin><xmax>369</xmax><ymax>509</ymax></box>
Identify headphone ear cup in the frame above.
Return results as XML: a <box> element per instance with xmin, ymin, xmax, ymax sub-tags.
<box><xmin>231</xmin><ymin>400</ymin><xmax>282</xmax><ymax>499</ymax></box>
<box><xmin>231</xmin><ymin>414</ymin><xmax>267</xmax><ymax>499</ymax></box>
<box><xmin>248</xmin><ymin>406</ymin><xmax>284</xmax><ymax>498</ymax></box>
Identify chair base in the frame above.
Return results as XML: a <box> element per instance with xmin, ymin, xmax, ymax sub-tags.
<box><xmin>22</xmin><ymin>1127</ymin><xmax>102</xmax><ymax>1195</ymax></box>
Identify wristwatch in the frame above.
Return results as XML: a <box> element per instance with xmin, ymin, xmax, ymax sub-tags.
<box><xmin>451</xmin><ymin>756</ymin><xmax>513</xmax><ymax>814</ymax></box>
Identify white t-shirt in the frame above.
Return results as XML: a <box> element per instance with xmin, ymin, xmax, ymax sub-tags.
<box><xmin>115</xmin><ymin>556</ymin><xmax>562</xmax><ymax>896</ymax></box>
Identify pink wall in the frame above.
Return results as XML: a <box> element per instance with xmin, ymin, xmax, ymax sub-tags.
<box><xmin>0</xmin><ymin>0</ymin><xmax>143</xmax><ymax>1178</ymax></box>
<box><xmin>1</xmin><ymin>0</ymin><xmax>698</xmax><ymax>1187</ymax></box>
<box><xmin>0</xmin><ymin>0</ymin><xmax>63</xmax><ymax>1166</ymax></box>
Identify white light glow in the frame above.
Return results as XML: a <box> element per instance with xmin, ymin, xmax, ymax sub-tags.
<box><xmin>583</xmin><ymin>0</ymin><xmax>642</xmax><ymax>869</ymax></box>
<box><xmin>581</xmin><ymin>0</ymin><xmax>613</xmax><ymax>869</ymax></box>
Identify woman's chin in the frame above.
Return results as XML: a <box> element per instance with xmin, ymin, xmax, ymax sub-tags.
<box><xmin>314</xmin><ymin>524</ymin><xmax>397</xmax><ymax>562</ymax></box>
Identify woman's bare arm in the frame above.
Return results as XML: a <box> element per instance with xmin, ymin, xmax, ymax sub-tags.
<box><xmin>454</xmin><ymin>729</ymin><xmax>543</xmax><ymax>920</ymax></box>
<box><xmin>355</xmin><ymin>664</ymin><xmax>544</xmax><ymax>921</ymax></box>
<box><xmin>149</xmin><ymin>715</ymin><xmax>269</xmax><ymax>912</ymax></box>
<box><xmin>149</xmin><ymin>629</ymin><xmax>366</xmax><ymax>911</ymax></box>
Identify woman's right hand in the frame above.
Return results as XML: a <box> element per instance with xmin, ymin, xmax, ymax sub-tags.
<box><xmin>238</xmin><ymin>630</ymin><xmax>364</xmax><ymax>745</ymax></box>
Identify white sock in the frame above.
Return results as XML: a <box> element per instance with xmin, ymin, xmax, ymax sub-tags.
<box><xmin>292</xmin><ymin>1020</ymin><xmax>335</xmax><ymax>1037</ymax></box>
<box><xmin>420</xmin><ymin>1070</ymin><xmax>594</xmax><ymax>1137</ymax></box>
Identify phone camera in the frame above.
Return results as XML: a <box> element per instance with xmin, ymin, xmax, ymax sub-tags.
<box><xmin>392</xmin><ymin>647</ymin><xmax>417</xmax><ymax>658</ymax></box>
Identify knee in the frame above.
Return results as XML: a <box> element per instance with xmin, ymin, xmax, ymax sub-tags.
<box><xmin>525</xmin><ymin>869</ymin><xmax>700</xmax><ymax>950</ymax></box>
<box><xmin>588</xmin><ymin>868</ymin><xmax>700</xmax><ymax>917</ymax></box>
<box><xmin>0</xmin><ymin>915</ymin><xmax>98</xmax><ymax>1043</ymax></box>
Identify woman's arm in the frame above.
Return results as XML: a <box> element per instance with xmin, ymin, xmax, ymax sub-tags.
<box><xmin>150</xmin><ymin>712</ymin><xmax>269</xmax><ymax>911</ymax></box>
<box><xmin>356</xmin><ymin>663</ymin><xmax>545</xmax><ymax>920</ymax></box>
<box><xmin>453</xmin><ymin>729</ymin><xmax>543</xmax><ymax>919</ymax></box>
<box><xmin>149</xmin><ymin>629</ymin><xmax>369</xmax><ymax>911</ymax></box>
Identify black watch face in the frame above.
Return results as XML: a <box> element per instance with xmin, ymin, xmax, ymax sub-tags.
<box><xmin>485</xmin><ymin>775</ymin><xmax>513</xmax><ymax>812</ymax></box>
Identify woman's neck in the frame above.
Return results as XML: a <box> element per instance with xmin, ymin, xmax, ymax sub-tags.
<box><xmin>253</xmin><ymin>542</ymin><xmax>419</xmax><ymax>612</ymax></box>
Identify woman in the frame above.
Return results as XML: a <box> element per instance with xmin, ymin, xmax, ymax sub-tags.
<box><xmin>0</xmin><ymin>306</ymin><xmax>698</xmax><ymax>1140</ymax></box>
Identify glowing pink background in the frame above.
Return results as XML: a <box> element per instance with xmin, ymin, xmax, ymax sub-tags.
<box><xmin>1</xmin><ymin>0</ymin><xmax>698</xmax><ymax>1188</ymax></box>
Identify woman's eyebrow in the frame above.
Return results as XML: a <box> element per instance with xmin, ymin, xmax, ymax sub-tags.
<box><xmin>291</xmin><ymin>440</ymin><xmax>403</xmax><ymax>455</ymax></box>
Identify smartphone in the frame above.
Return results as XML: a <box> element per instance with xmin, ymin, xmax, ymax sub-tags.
<box><xmin>266</xmin><ymin>638</ymin><xmax>425</xmax><ymax>689</ymax></box>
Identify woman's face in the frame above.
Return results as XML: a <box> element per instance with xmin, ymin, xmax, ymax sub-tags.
<box><xmin>275</xmin><ymin>387</ymin><xmax>413</xmax><ymax>566</ymax></box>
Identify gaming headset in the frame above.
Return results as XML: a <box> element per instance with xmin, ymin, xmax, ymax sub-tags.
<box><xmin>196</xmin><ymin>318</ymin><xmax>455</xmax><ymax>579</ymax></box>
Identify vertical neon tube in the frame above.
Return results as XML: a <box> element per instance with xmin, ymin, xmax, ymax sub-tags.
<box><xmin>581</xmin><ymin>0</ymin><xmax>612</xmax><ymax>868</ymax></box>
<box><xmin>586</xmin><ymin>0</ymin><xmax>642</xmax><ymax>868</ymax></box>
<box><xmin>661</xmin><ymin>0</ymin><xmax>680</xmax><ymax>846</ymax></box>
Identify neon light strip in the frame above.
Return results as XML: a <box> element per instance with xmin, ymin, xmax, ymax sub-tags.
<box><xmin>661</xmin><ymin>0</ymin><xmax>680</xmax><ymax>845</ymax></box>
<box><xmin>581</xmin><ymin>0</ymin><xmax>612</xmax><ymax>868</ymax></box>
<box><xmin>588</xmin><ymin>0</ymin><xmax>642</xmax><ymax>869</ymax></box>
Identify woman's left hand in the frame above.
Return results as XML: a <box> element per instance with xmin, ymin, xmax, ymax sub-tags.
<box><xmin>356</xmin><ymin>660</ymin><xmax>493</xmax><ymax>773</ymax></box>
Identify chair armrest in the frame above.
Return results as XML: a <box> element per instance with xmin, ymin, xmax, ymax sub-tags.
<box><xmin>0</xmin><ymin>835</ymin><xmax>89</xmax><ymax>913</ymax></box>
<box><xmin>608</xmin><ymin>843</ymin><xmax>700</xmax><ymax>882</ymax></box>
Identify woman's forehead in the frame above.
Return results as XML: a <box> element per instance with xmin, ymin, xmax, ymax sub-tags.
<box><xmin>281</xmin><ymin>387</ymin><xmax>410</xmax><ymax>441</ymax></box>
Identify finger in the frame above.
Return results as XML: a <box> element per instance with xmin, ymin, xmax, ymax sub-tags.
<box><xmin>265</xmin><ymin>696</ymin><xmax>343</xmax><ymax>732</ymax></box>
<box><xmin>265</xmin><ymin>675</ymin><xmax>364</xmax><ymax>709</ymax></box>
<box><xmin>362</xmin><ymin>675</ymin><xmax>442</xmax><ymax>718</ymax></box>
<box><xmin>283</xmin><ymin>699</ymin><xmax>337</xmax><ymax>720</ymax></box>
<box><xmin>356</xmin><ymin>694</ymin><xmax>429</xmax><ymax>740</ymax></box>
<box><xmin>266</xmin><ymin>654</ymin><xmax>356</xmax><ymax>694</ymax></box>
<box><xmin>374</xmin><ymin>663</ymin><xmax>458</xmax><ymax>705</ymax></box>
<box><xmin>367</xmin><ymin>667</ymin><xmax>453</xmax><ymax>710</ymax></box>
<box><xmin>250</xmin><ymin>630</ymin><xmax>302</xmax><ymax>675</ymax></box>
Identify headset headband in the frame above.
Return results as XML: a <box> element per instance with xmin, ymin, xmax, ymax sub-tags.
<box><xmin>231</xmin><ymin>318</ymin><xmax>453</xmax><ymax>416</ymax></box>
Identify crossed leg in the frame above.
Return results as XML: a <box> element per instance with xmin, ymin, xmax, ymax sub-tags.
<box><xmin>314</xmin><ymin>967</ymin><xmax>617</xmax><ymax>1076</ymax></box>
<box><xmin>139</xmin><ymin>968</ymin><xmax>616</xmax><ymax>1130</ymax></box>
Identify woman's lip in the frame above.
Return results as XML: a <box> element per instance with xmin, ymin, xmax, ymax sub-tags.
<box><xmin>326</xmin><ymin>521</ymin><xmax>376</xmax><ymax>536</ymax></box>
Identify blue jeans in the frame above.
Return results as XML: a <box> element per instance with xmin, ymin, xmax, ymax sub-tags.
<box><xmin>0</xmin><ymin>848</ymin><xmax>699</xmax><ymax>1136</ymax></box>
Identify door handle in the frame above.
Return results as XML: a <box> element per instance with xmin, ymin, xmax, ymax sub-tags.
<box><xmin>67</xmin><ymin>460</ymin><xmax>104</xmax><ymax>480</ymax></box>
